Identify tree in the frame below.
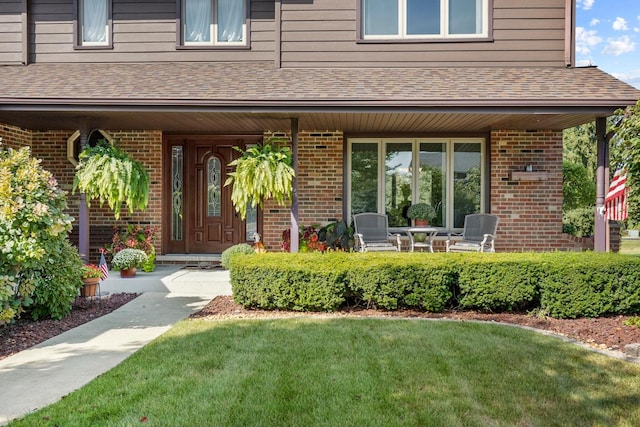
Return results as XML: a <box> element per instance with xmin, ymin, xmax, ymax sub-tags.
<box><xmin>563</xmin><ymin>123</ymin><xmax>597</xmax><ymax>179</ymax></box>
<box><xmin>611</xmin><ymin>100</ymin><xmax>640</xmax><ymax>228</ymax></box>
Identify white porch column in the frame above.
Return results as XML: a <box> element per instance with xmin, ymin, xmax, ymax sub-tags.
<box><xmin>594</xmin><ymin>117</ymin><xmax>609</xmax><ymax>252</ymax></box>
<box><xmin>78</xmin><ymin>119</ymin><xmax>90</xmax><ymax>261</ymax></box>
<box><xmin>290</xmin><ymin>117</ymin><xmax>299</xmax><ymax>253</ymax></box>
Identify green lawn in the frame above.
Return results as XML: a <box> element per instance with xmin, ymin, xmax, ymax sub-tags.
<box><xmin>621</xmin><ymin>238</ymin><xmax>640</xmax><ymax>255</ymax></box>
<box><xmin>10</xmin><ymin>318</ymin><xmax>640</xmax><ymax>427</ymax></box>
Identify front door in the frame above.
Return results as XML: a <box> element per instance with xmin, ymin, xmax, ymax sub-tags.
<box><xmin>164</xmin><ymin>136</ymin><xmax>262</xmax><ymax>254</ymax></box>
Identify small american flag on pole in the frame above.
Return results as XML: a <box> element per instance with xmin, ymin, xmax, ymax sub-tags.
<box><xmin>99</xmin><ymin>249</ymin><xmax>109</xmax><ymax>280</ymax></box>
<box><xmin>605</xmin><ymin>169</ymin><xmax>629</xmax><ymax>221</ymax></box>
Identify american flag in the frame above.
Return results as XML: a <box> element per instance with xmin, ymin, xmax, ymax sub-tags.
<box><xmin>605</xmin><ymin>169</ymin><xmax>629</xmax><ymax>221</ymax></box>
<box><xmin>99</xmin><ymin>250</ymin><xmax>109</xmax><ymax>280</ymax></box>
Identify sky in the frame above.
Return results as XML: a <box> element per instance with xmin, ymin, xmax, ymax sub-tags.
<box><xmin>575</xmin><ymin>0</ymin><xmax>640</xmax><ymax>89</ymax></box>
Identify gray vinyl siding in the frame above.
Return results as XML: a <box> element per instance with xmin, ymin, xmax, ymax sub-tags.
<box><xmin>279</xmin><ymin>0</ymin><xmax>567</xmax><ymax>68</ymax></box>
<box><xmin>0</xmin><ymin>0</ymin><xmax>25</xmax><ymax>64</ymax></box>
<box><xmin>29</xmin><ymin>0</ymin><xmax>275</xmax><ymax>63</ymax></box>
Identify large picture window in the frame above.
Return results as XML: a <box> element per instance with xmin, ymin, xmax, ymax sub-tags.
<box><xmin>76</xmin><ymin>0</ymin><xmax>111</xmax><ymax>47</ymax></box>
<box><xmin>348</xmin><ymin>138</ymin><xmax>485</xmax><ymax>230</ymax></box>
<box><xmin>182</xmin><ymin>0</ymin><xmax>247</xmax><ymax>46</ymax></box>
<box><xmin>361</xmin><ymin>0</ymin><xmax>488</xmax><ymax>39</ymax></box>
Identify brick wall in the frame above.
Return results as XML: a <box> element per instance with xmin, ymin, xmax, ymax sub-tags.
<box><xmin>262</xmin><ymin>131</ymin><xmax>344</xmax><ymax>251</ymax></box>
<box><xmin>491</xmin><ymin>130</ymin><xmax>591</xmax><ymax>251</ymax></box>
<box><xmin>0</xmin><ymin>123</ymin><xmax>31</xmax><ymax>148</ymax></box>
<box><xmin>26</xmin><ymin>128</ymin><xmax>163</xmax><ymax>260</ymax></box>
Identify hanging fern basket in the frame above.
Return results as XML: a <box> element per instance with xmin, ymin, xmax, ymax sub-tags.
<box><xmin>72</xmin><ymin>139</ymin><xmax>150</xmax><ymax>220</ymax></box>
<box><xmin>224</xmin><ymin>138</ymin><xmax>295</xmax><ymax>220</ymax></box>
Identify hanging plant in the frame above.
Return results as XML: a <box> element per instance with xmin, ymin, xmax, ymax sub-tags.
<box><xmin>225</xmin><ymin>138</ymin><xmax>295</xmax><ymax>220</ymax></box>
<box><xmin>72</xmin><ymin>139</ymin><xmax>150</xmax><ymax>220</ymax></box>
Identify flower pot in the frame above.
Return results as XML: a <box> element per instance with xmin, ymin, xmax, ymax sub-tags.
<box><xmin>120</xmin><ymin>267</ymin><xmax>137</xmax><ymax>278</ymax></box>
<box><xmin>80</xmin><ymin>278</ymin><xmax>99</xmax><ymax>297</ymax></box>
<box><xmin>414</xmin><ymin>219</ymin><xmax>430</xmax><ymax>227</ymax></box>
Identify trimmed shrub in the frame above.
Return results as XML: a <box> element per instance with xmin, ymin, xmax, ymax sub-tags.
<box><xmin>457</xmin><ymin>254</ymin><xmax>543</xmax><ymax>312</ymax></box>
<box><xmin>231</xmin><ymin>252</ymin><xmax>348</xmax><ymax>311</ymax></box>
<box><xmin>539</xmin><ymin>253</ymin><xmax>640</xmax><ymax>318</ymax></box>
<box><xmin>221</xmin><ymin>243</ymin><xmax>255</xmax><ymax>270</ymax></box>
<box><xmin>29</xmin><ymin>240</ymin><xmax>84</xmax><ymax>320</ymax></box>
<box><xmin>346</xmin><ymin>253</ymin><xmax>455</xmax><ymax>311</ymax></box>
<box><xmin>228</xmin><ymin>251</ymin><xmax>640</xmax><ymax>319</ymax></box>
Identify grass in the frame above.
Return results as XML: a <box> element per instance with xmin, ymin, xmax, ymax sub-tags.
<box><xmin>620</xmin><ymin>238</ymin><xmax>640</xmax><ymax>255</ymax></box>
<box><xmin>10</xmin><ymin>318</ymin><xmax>640</xmax><ymax>427</ymax></box>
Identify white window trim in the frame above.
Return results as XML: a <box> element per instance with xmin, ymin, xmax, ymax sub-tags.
<box><xmin>182</xmin><ymin>0</ymin><xmax>247</xmax><ymax>47</ymax></box>
<box><xmin>362</xmin><ymin>0</ymin><xmax>488</xmax><ymax>40</ymax></box>
<box><xmin>347</xmin><ymin>137</ymin><xmax>485</xmax><ymax>231</ymax></box>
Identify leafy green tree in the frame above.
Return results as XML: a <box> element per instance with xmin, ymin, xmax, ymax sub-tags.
<box><xmin>563</xmin><ymin>123</ymin><xmax>597</xmax><ymax>179</ymax></box>
<box><xmin>611</xmin><ymin>100</ymin><xmax>640</xmax><ymax>228</ymax></box>
<box><xmin>563</xmin><ymin>161</ymin><xmax>595</xmax><ymax>210</ymax></box>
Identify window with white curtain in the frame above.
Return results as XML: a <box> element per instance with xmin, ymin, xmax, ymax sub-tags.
<box><xmin>183</xmin><ymin>0</ymin><xmax>247</xmax><ymax>46</ymax></box>
<box><xmin>348</xmin><ymin>138</ymin><xmax>485</xmax><ymax>230</ymax></box>
<box><xmin>361</xmin><ymin>0</ymin><xmax>488</xmax><ymax>39</ymax></box>
<box><xmin>78</xmin><ymin>0</ymin><xmax>109</xmax><ymax>46</ymax></box>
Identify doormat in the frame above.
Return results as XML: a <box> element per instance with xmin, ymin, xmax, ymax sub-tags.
<box><xmin>182</xmin><ymin>263</ymin><xmax>223</xmax><ymax>270</ymax></box>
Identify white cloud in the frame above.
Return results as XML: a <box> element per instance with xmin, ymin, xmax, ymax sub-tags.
<box><xmin>613</xmin><ymin>17</ymin><xmax>629</xmax><ymax>31</ymax></box>
<box><xmin>611</xmin><ymin>70</ymin><xmax>640</xmax><ymax>89</ymax></box>
<box><xmin>575</xmin><ymin>27</ymin><xmax>602</xmax><ymax>55</ymax></box>
<box><xmin>577</xmin><ymin>0</ymin><xmax>595</xmax><ymax>10</ymax></box>
<box><xmin>590</xmin><ymin>18</ymin><xmax>600</xmax><ymax>26</ymax></box>
<box><xmin>602</xmin><ymin>35</ymin><xmax>636</xmax><ymax>56</ymax></box>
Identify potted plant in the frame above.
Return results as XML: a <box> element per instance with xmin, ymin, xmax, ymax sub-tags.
<box><xmin>80</xmin><ymin>264</ymin><xmax>102</xmax><ymax>297</ymax></box>
<box><xmin>406</xmin><ymin>203</ymin><xmax>436</xmax><ymax>226</ymax></box>
<box><xmin>224</xmin><ymin>137</ymin><xmax>295</xmax><ymax>220</ymax></box>
<box><xmin>73</xmin><ymin>139</ymin><xmax>150</xmax><ymax>220</ymax></box>
<box><xmin>111</xmin><ymin>248</ymin><xmax>148</xmax><ymax>278</ymax></box>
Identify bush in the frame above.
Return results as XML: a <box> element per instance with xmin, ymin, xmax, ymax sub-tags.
<box><xmin>229</xmin><ymin>252</ymin><xmax>640</xmax><ymax>319</ymax></box>
<box><xmin>29</xmin><ymin>240</ymin><xmax>84</xmax><ymax>320</ymax></box>
<box><xmin>0</xmin><ymin>145</ymin><xmax>74</xmax><ymax>325</ymax></box>
<box><xmin>221</xmin><ymin>243</ymin><xmax>255</xmax><ymax>270</ymax></box>
<box><xmin>563</xmin><ymin>207</ymin><xmax>594</xmax><ymax>237</ymax></box>
<box><xmin>231</xmin><ymin>253</ymin><xmax>347</xmax><ymax>311</ymax></box>
<box><xmin>346</xmin><ymin>253</ymin><xmax>455</xmax><ymax>311</ymax></box>
<box><xmin>457</xmin><ymin>255</ymin><xmax>543</xmax><ymax>312</ymax></box>
<box><xmin>539</xmin><ymin>253</ymin><xmax>640</xmax><ymax>318</ymax></box>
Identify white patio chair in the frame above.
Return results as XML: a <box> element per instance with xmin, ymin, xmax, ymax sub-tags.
<box><xmin>353</xmin><ymin>213</ymin><xmax>401</xmax><ymax>252</ymax></box>
<box><xmin>446</xmin><ymin>214</ymin><xmax>499</xmax><ymax>253</ymax></box>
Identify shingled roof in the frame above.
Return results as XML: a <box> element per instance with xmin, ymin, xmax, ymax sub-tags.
<box><xmin>1</xmin><ymin>62</ymin><xmax>638</xmax><ymax>132</ymax></box>
<box><xmin>0</xmin><ymin>62</ymin><xmax>637</xmax><ymax>107</ymax></box>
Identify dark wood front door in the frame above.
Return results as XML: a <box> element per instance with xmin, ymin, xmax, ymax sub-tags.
<box><xmin>163</xmin><ymin>136</ymin><xmax>262</xmax><ymax>254</ymax></box>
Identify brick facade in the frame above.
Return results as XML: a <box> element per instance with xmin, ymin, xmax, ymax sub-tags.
<box><xmin>1</xmin><ymin>122</ymin><xmax>594</xmax><ymax>254</ymax></box>
<box><xmin>0</xmin><ymin>124</ymin><xmax>163</xmax><ymax>261</ymax></box>
<box><xmin>491</xmin><ymin>130</ymin><xmax>591</xmax><ymax>251</ymax></box>
<box><xmin>262</xmin><ymin>131</ymin><xmax>344</xmax><ymax>251</ymax></box>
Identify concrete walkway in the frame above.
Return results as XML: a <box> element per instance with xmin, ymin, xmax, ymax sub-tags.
<box><xmin>0</xmin><ymin>266</ymin><xmax>232</xmax><ymax>425</ymax></box>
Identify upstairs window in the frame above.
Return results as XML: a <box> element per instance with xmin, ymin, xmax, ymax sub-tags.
<box><xmin>77</xmin><ymin>0</ymin><xmax>111</xmax><ymax>47</ymax></box>
<box><xmin>361</xmin><ymin>0</ymin><xmax>488</xmax><ymax>40</ymax></box>
<box><xmin>182</xmin><ymin>0</ymin><xmax>247</xmax><ymax>46</ymax></box>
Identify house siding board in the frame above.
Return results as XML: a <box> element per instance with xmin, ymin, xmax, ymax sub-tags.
<box><xmin>280</xmin><ymin>0</ymin><xmax>566</xmax><ymax>68</ymax></box>
<box><xmin>0</xmin><ymin>0</ymin><xmax>24</xmax><ymax>64</ymax></box>
<box><xmin>28</xmin><ymin>0</ymin><xmax>275</xmax><ymax>63</ymax></box>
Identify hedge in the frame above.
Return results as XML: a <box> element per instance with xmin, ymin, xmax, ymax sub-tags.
<box><xmin>229</xmin><ymin>252</ymin><xmax>640</xmax><ymax>318</ymax></box>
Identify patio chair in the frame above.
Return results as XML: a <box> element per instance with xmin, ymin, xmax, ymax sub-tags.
<box><xmin>353</xmin><ymin>213</ymin><xmax>401</xmax><ymax>252</ymax></box>
<box><xmin>446</xmin><ymin>214</ymin><xmax>499</xmax><ymax>253</ymax></box>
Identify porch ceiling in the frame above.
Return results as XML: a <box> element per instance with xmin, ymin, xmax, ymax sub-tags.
<box><xmin>0</xmin><ymin>62</ymin><xmax>638</xmax><ymax>133</ymax></box>
<box><xmin>0</xmin><ymin>109</ymin><xmax>605</xmax><ymax>134</ymax></box>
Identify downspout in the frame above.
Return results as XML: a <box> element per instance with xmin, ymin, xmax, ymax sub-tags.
<box><xmin>290</xmin><ymin>117</ymin><xmax>299</xmax><ymax>253</ymax></box>
<box><xmin>564</xmin><ymin>0</ymin><xmax>576</xmax><ymax>67</ymax></box>
<box><xmin>274</xmin><ymin>0</ymin><xmax>282</xmax><ymax>69</ymax></box>
<box><xmin>594</xmin><ymin>117</ymin><xmax>609</xmax><ymax>252</ymax></box>
<box><xmin>21</xmin><ymin>0</ymin><xmax>28</xmax><ymax>65</ymax></box>
<box><xmin>78</xmin><ymin>119</ymin><xmax>90</xmax><ymax>261</ymax></box>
